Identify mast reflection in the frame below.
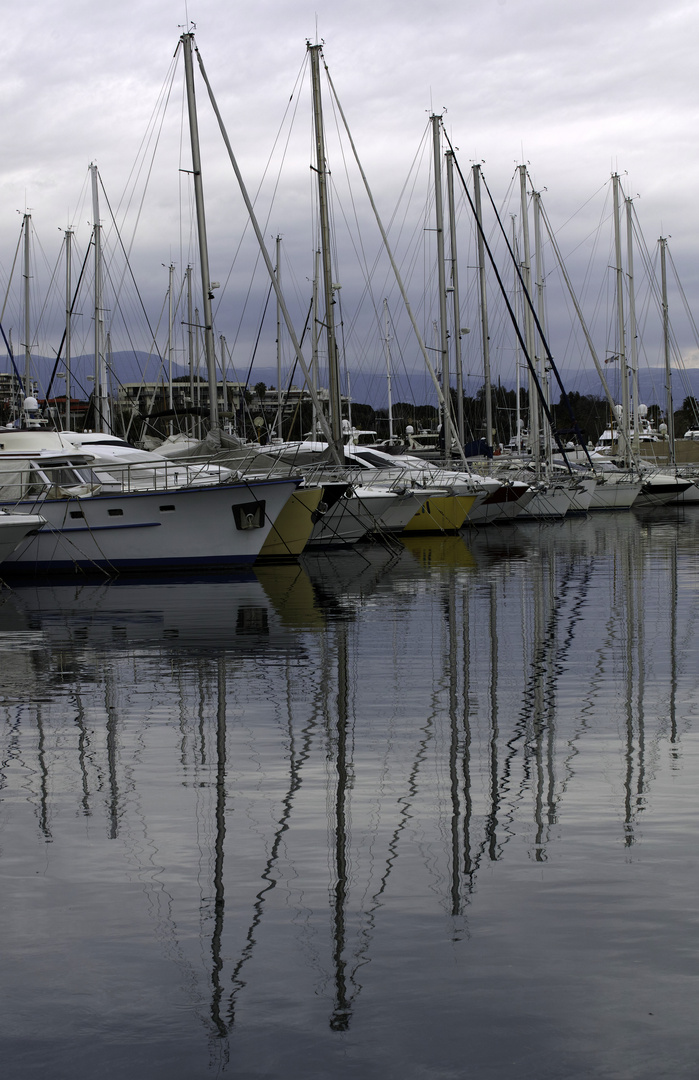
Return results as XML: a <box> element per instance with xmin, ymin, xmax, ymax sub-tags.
<box><xmin>1</xmin><ymin>513</ymin><xmax>697</xmax><ymax>1056</ymax></box>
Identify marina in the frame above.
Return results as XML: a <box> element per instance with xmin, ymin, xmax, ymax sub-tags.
<box><xmin>2</xmin><ymin>12</ymin><xmax>699</xmax><ymax>1079</ymax></box>
<box><xmin>2</xmin><ymin>509</ymin><xmax>699</xmax><ymax>1078</ymax></box>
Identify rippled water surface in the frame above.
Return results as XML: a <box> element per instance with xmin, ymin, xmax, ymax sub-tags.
<box><xmin>2</xmin><ymin>511</ymin><xmax>699</xmax><ymax>1079</ymax></box>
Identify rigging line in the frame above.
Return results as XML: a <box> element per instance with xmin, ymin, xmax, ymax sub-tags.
<box><xmin>212</xmin><ymin>54</ymin><xmax>310</xmax><ymax>319</ymax></box>
<box><xmin>0</xmin><ymin>319</ymin><xmax>25</xmax><ymax>394</ymax></box>
<box><xmin>115</xmin><ymin>50</ymin><xmax>181</xmax><ymax>221</ymax></box>
<box><xmin>461</xmin><ymin>168</ymin><xmax>570</xmax><ymax>447</ymax></box>
<box><xmin>322</xmin><ymin>68</ymin><xmax>468</xmax><ymax>464</ymax></box>
<box><xmin>119</xmin><ymin>293</ymin><xmax>171</xmax><ymax>439</ymax></box>
<box><xmin>326</xmin><ymin>172</ymin><xmax>382</xmax><ymax>348</ymax></box>
<box><xmin>97</xmin><ymin>179</ymin><xmax>166</xmax><ymax>364</ymax></box>
<box><xmin>194</xmin><ymin>41</ymin><xmax>338</xmax><ymax>457</ymax></box>
<box><xmin>278</xmin><ymin>297</ymin><xmax>315</xmax><ymax>435</ymax></box>
<box><xmin>384</xmin><ymin>122</ymin><xmax>433</xmax><ymax>237</ymax></box>
<box><xmin>114</xmin><ymin>65</ymin><xmax>180</xmax><ymax>275</ymax></box>
<box><xmin>324</xmin><ymin>81</ymin><xmax>385</xmax><ymax>345</ymax></box>
<box><xmin>325</xmin><ymin>76</ymin><xmax>431</xmax><ymax>322</ymax></box>
<box><xmin>100</xmin><ymin>260</ymin><xmax>169</xmax><ymax>395</ymax></box>
<box><xmin>538</xmin><ymin>199</ymin><xmax>629</xmax><ymax>453</ymax></box>
<box><xmin>465</xmin><ymin>156</ymin><xmax>590</xmax><ymax>466</ymax></box>
<box><xmin>244</xmin><ymin>280</ymin><xmax>275</xmax><ymax>391</ymax></box>
<box><xmin>386</xmin><ymin>304</ymin><xmax>424</xmax><ymax>415</ymax></box>
<box><xmin>0</xmin><ymin>222</ymin><xmax>24</xmax><ymax>324</ymax></box>
<box><xmin>629</xmin><ymin>219</ymin><xmax>686</xmax><ymax>394</ymax></box>
<box><xmin>97</xmin><ymin>168</ymin><xmax>159</xmax><ymax>335</ymax></box>
<box><xmin>27</xmin><ymin>228</ymin><xmax>63</xmax><ymax>352</ymax></box>
<box><xmin>44</xmin><ymin>238</ymin><xmax>93</xmax><ymax>405</ymax></box>
<box><xmin>177</xmin><ymin>56</ymin><xmax>193</xmax><ymax>277</ymax></box>
<box><xmin>668</xmin><ymin>245</ymin><xmax>699</xmax><ymax>361</ymax></box>
<box><xmin>554</xmin><ymin>178</ymin><xmax>611</xmax><ymax>237</ymax></box>
<box><xmin>377</xmin><ymin>169</ymin><xmax>431</xmax><ymax>315</ymax></box>
<box><xmin>649</xmin><ymin>253</ymin><xmax>691</xmax><ymax>396</ymax></box>
<box><xmin>279</xmin><ymin>238</ymin><xmax>307</xmax><ymax>318</ymax></box>
<box><xmin>634</xmin><ymin>228</ymin><xmax>683</xmax><ymax>387</ymax></box>
<box><xmin>66</xmin><ymin>164</ymin><xmax>92</xmax><ymax>238</ymax></box>
<box><xmin>566</xmin><ymin>183</ymin><xmax>611</xmax><ymax>335</ymax></box>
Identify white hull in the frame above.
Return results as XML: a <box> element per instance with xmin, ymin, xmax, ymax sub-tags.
<box><xmin>0</xmin><ymin>511</ymin><xmax>46</xmax><ymax>563</ymax></box>
<box><xmin>516</xmin><ymin>483</ymin><xmax>574</xmax><ymax>520</ymax></box>
<box><xmin>2</xmin><ymin>477</ymin><xmax>300</xmax><ymax>573</ymax></box>
<box><xmin>588</xmin><ymin>474</ymin><xmax>643</xmax><ymax>510</ymax></box>
<box><xmin>664</xmin><ymin>478</ymin><xmax>699</xmax><ymax>505</ymax></box>
<box><xmin>633</xmin><ymin>475</ymin><xmax>694</xmax><ymax>508</ymax></box>
<box><xmin>466</xmin><ymin>482</ymin><xmax>534</xmax><ymax>525</ymax></box>
<box><xmin>370</xmin><ymin>489</ymin><xmax>432</xmax><ymax>533</ymax></box>
<box><xmin>307</xmin><ymin>490</ymin><xmax>392</xmax><ymax>547</ymax></box>
<box><xmin>566</xmin><ymin>477</ymin><xmax>596</xmax><ymax>514</ymax></box>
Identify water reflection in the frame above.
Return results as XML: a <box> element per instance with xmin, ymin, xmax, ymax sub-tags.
<box><xmin>2</xmin><ymin>512</ymin><xmax>699</xmax><ymax>1077</ymax></box>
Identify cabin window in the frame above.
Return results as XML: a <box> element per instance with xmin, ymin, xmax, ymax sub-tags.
<box><xmin>70</xmin><ymin>511</ymin><xmax>84</xmax><ymax>519</ymax></box>
<box><xmin>26</xmin><ymin>470</ymin><xmax>49</xmax><ymax>497</ymax></box>
<box><xmin>108</xmin><ymin>508</ymin><xmax>124</xmax><ymax>517</ymax></box>
<box><xmin>48</xmin><ymin>468</ymin><xmax>85</xmax><ymax>487</ymax></box>
<box><xmin>159</xmin><ymin>505</ymin><xmax>176</xmax><ymax>513</ymax></box>
<box><xmin>354</xmin><ymin>451</ymin><xmax>391</xmax><ymax>467</ymax></box>
<box><xmin>233</xmin><ymin>501</ymin><xmax>266</xmax><ymax>531</ymax></box>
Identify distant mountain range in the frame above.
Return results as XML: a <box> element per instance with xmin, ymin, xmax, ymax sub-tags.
<box><xmin>11</xmin><ymin>352</ymin><xmax>699</xmax><ymax>410</ymax></box>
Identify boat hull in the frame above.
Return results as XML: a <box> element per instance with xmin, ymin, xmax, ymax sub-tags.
<box><xmin>0</xmin><ymin>512</ymin><xmax>46</xmax><ymax>563</ymax></box>
<box><xmin>2</xmin><ymin>477</ymin><xmax>300</xmax><ymax>574</ymax></box>
<box><xmin>258</xmin><ymin>486</ymin><xmax>323</xmax><ymax>558</ymax></box>
<box><xmin>306</xmin><ymin>489</ymin><xmax>395</xmax><ymax>548</ymax></box>
<box><xmin>466</xmin><ymin>482</ymin><xmax>533</xmax><ymax>525</ymax></box>
<box><xmin>633</xmin><ymin>476</ymin><xmax>694</xmax><ymax>508</ymax></box>
<box><xmin>588</xmin><ymin>475</ymin><xmax>643</xmax><ymax>510</ymax></box>
<box><xmin>402</xmin><ymin>494</ymin><xmax>471</xmax><ymax>533</ymax></box>
<box><xmin>516</xmin><ymin>483</ymin><xmax>574</xmax><ymax>520</ymax></box>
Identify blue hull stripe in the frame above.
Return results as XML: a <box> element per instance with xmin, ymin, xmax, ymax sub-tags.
<box><xmin>40</xmin><ymin>521</ymin><xmax>162</xmax><ymax>534</ymax></box>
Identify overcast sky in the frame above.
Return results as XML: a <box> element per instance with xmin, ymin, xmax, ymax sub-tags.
<box><xmin>2</xmin><ymin>0</ymin><xmax>699</xmax><ymax>405</ymax></box>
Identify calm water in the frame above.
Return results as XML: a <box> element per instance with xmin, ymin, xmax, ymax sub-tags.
<box><xmin>2</xmin><ymin>511</ymin><xmax>699</xmax><ymax>1079</ymax></box>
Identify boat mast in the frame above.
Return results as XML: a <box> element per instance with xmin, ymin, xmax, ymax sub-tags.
<box><xmin>473</xmin><ymin>164</ymin><xmax>493</xmax><ymax>454</ymax></box>
<box><xmin>186</xmin><ymin>266</ymin><xmax>195</xmax><ymax>437</ymax></box>
<box><xmin>625</xmin><ymin>198</ymin><xmax>640</xmax><ymax>458</ymax></box>
<box><xmin>539</xmin><ymin>197</ymin><xmax>632</xmax><ymax>462</ymax></box>
<box><xmin>193</xmin><ymin>43</ymin><xmax>339</xmax><ymax>458</ymax></box>
<box><xmin>512</xmin><ymin>215</ymin><xmax>522</xmax><ymax>452</ymax></box>
<box><xmin>518</xmin><ymin>166</ymin><xmax>539</xmax><ymax>471</ymax></box>
<box><xmin>167</xmin><ymin>262</ymin><xmax>174</xmax><ymax>433</ymax></box>
<box><xmin>308</xmin><ymin>43</ymin><xmax>343</xmax><ymax>457</ymax></box>
<box><xmin>90</xmin><ymin>164</ymin><xmax>110</xmax><ymax>433</ymax></box>
<box><xmin>22</xmin><ymin>213</ymin><xmax>31</xmax><ymax>403</ymax></box>
<box><xmin>431</xmin><ymin>114</ymin><xmax>451</xmax><ymax>458</ymax></box>
<box><xmin>312</xmin><ymin>249</ymin><xmax>320</xmax><ymax>438</ymax></box>
<box><xmin>275</xmin><ymin>235</ymin><xmax>283</xmax><ymax>440</ymax></box>
<box><xmin>64</xmin><ymin>228</ymin><xmax>72</xmax><ymax>430</ymax></box>
<box><xmin>194</xmin><ymin>304</ymin><xmax>202</xmax><ymax>439</ymax></box>
<box><xmin>106</xmin><ymin>332</ymin><xmax>113</xmax><ymax>433</ymax></box>
<box><xmin>660</xmin><ymin>236</ymin><xmax>675</xmax><ymax>463</ymax></box>
<box><xmin>321</xmin><ymin>62</ymin><xmax>466</xmax><ymax>463</ymax></box>
<box><xmin>181</xmin><ymin>31</ymin><xmax>220</xmax><ymax>439</ymax></box>
<box><xmin>533</xmin><ymin>190</ymin><xmax>551</xmax><ymax>464</ymax></box>
<box><xmin>383</xmin><ymin>298</ymin><xmax>394</xmax><ymax>441</ymax></box>
<box><xmin>612</xmin><ymin>173</ymin><xmax>630</xmax><ymax>467</ymax></box>
<box><xmin>446</xmin><ymin>150</ymin><xmax>464</xmax><ymax>448</ymax></box>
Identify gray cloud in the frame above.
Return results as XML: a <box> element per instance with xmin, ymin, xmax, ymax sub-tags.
<box><xmin>2</xmin><ymin>0</ymin><xmax>698</xmax><ymax>406</ymax></box>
